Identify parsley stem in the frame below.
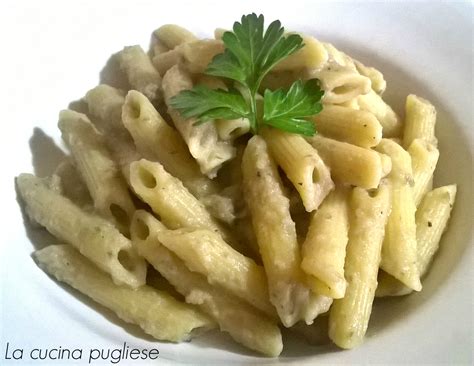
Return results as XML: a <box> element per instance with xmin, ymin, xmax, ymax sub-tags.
<box><xmin>242</xmin><ymin>85</ymin><xmax>258</xmax><ymax>134</ymax></box>
<box><xmin>249</xmin><ymin>89</ymin><xmax>259</xmax><ymax>134</ymax></box>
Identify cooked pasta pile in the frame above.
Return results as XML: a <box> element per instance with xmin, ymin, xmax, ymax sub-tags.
<box><xmin>17</xmin><ymin>18</ymin><xmax>456</xmax><ymax>357</ymax></box>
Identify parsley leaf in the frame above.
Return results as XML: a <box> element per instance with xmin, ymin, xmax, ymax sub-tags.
<box><xmin>169</xmin><ymin>86</ymin><xmax>249</xmax><ymax>123</ymax></box>
<box><xmin>169</xmin><ymin>13</ymin><xmax>324</xmax><ymax>136</ymax></box>
<box><xmin>263</xmin><ymin>79</ymin><xmax>323</xmax><ymax>136</ymax></box>
<box><xmin>206</xmin><ymin>14</ymin><xmax>304</xmax><ymax>91</ymax></box>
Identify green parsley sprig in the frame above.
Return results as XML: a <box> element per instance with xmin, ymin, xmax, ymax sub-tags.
<box><xmin>170</xmin><ymin>13</ymin><xmax>324</xmax><ymax>136</ymax></box>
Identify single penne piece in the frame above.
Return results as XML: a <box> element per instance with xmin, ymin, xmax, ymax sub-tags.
<box><xmin>301</xmin><ymin>187</ymin><xmax>349</xmax><ymax>299</ymax></box>
<box><xmin>156</xmin><ymin>228</ymin><xmax>275</xmax><ymax>316</ymax></box>
<box><xmin>215</xmin><ymin>118</ymin><xmax>250</xmax><ymax>141</ymax></box>
<box><xmin>416</xmin><ymin>185</ymin><xmax>457</xmax><ymax>276</ymax></box>
<box><xmin>52</xmin><ymin>159</ymin><xmax>92</xmax><ymax>209</ymax></box>
<box><xmin>408</xmin><ymin>139</ymin><xmax>440</xmax><ymax>206</ymax></box>
<box><xmin>116</xmin><ymin>45</ymin><xmax>162</xmax><ymax>103</ymax></box>
<box><xmin>84</xmin><ymin>85</ymin><xmax>141</xmax><ymax>179</ymax></box>
<box><xmin>152</xmin><ymin>48</ymin><xmax>183</xmax><ymax>76</ymax></box>
<box><xmin>148</xmin><ymin>30</ymin><xmax>169</xmax><ymax>58</ymax></box>
<box><xmin>130</xmin><ymin>210</ymin><xmax>283</xmax><ymax>357</ymax></box>
<box><xmin>177</xmin><ymin>39</ymin><xmax>224</xmax><ymax>74</ymax></box>
<box><xmin>122</xmin><ymin>90</ymin><xmax>217</xmax><ymax>197</ymax></box>
<box><xmin>311</xmin><ymin>105</ymin><xmax>383</xmax><ymax>148</ymax></box>
<box><xmin>58</xmin><ymin>110</ymin><xmax>135</xmax><ymax>235</ymax></box>
<box><xmin>16</xmin><ymin>174</ymin><xmax>146</xmax><ymax>288</ymax></box>
<box><xmin>323</xmin><ymin>43</ymin><xmax>386</xmax><ymax>96</ymax></box>
<box><xmin>162</xmin><ymin>65</ymin><xmax>235</xmax><ymax>177</ymax></box>
<box><xmin>375</xmin><ymin>139</ymin><xmax>421</xmax><ymax>291</ymax></box>
<box><xmin>34</xmin><ymin>245</ymin><xmax>213</xmax><ymax>341</ymax></box>
<box><xmin>322</xmin><ymin>42</ymin><xmax>356</xmax><ymax>70</ymax></box>
<box><xmin>403</xmin><ymin>94</ymin><xmax>437</xmax><ymax>148</ymax></box>
<box><xmin>129</xmin><ymin>159</ymin><xmax>238</xmax><ymax>250</ymax></box>
<box><xmin>273</xmin><ymin>35</ymin><xmax>328</xmax><ymax>71</ymax></box>
<box><xmin>376</xmin><ymin>185</ymin><xmax>456</xmax><ymax>297</ymax></box>
<box><xmin>357</xmin><ymin>90</ymin><xmax>402</xmax><ymax>137</ymax></box>
<box><xmin>85</xmin><ymin>84</ymin><xmax>125</xmax><ymax>128</ymax></box>
<box><xmin>329</xmin><ymin>184</ymin><xmax>391</xmax><ymax>349</ymax></box>
<box><xmin>262</xmin><ymin>128</ymin><xmax>334</xmax><ymax>212</ymax></box>
<box><xmin>99</xmin><ymin>52</ymin><xmax>131</xmax><ymax>91</ymax></box>
<box><xmin>307</xmin><ymin>135</ymin><xmax>385</xmax><ymax>189</ymax></box>
<box><xmin>353</xmin><ymin>59</ymin><xmax>386</xmax><ymax>94</ymax></box>
<box><xmin>242</xmin><ymin>136</ymin><xmax>332</xmax><ymax>327</ymax></box>
<box><xmin>307</xmin><ymin>64</ymin><xmax>371</xmax><ymax>104</ymax></box>
<box><xmin>153</xmin><ymin>24</ymin><xmax>198</xmax><ymax>49</ymax></box>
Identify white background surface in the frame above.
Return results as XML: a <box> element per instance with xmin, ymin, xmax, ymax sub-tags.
<box><xmin>1</xmin><ymin>0</ymin><xmax>472</xmax><ymax>365</ymax></box>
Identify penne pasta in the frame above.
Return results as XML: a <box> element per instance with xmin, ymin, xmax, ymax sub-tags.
<box><xmin>353</xmin><ymin>60</ymin><xmax>386</xmax><ymax>94</ymax></box>
<box><xmin>153</xmin><ymin>24</ymin><xmax>198</xmax><ymax>49</ymax></box>
<box><xmin>122</xmin><ymin>90</ymin><xmax>217</xmax><ymax>197</ymax></box>
<box><xmin>376</xmin><ymin>185</ymin><xmax>456</xmax><ymax>297</ymax></box>
<box><xmin>329</xmin><ymin>184</ymin><xmax>391</xmax><ymax>349</ymax></box>
<box><xmin>34</xmin><ymin>244</ymin><xmax>213</xmax><ymax>342</ymax></box>
<box><xmin>301</xmin><ymin>187</ymin><xmax>349</xmax><ymax>299</ymax></box>
<box><xmin>273</xmin><ymin>35</ymin><xmax>328</xmax><ymax>71</ymax></box>
<box><xmin>130</xmin><ymin>210</ymin><xmax>283</xmax><ymax>357</ymax></box>
<box><xmin>17</xmin><ymin>174</ymin><xmax>146</xmax><ymax>288</ymax></box>
<box><xmin>242</xmin><ymin>136</ymin><xmax>332</xmax><ymax>327</ymax></box>
<box><xmin>15</xmin><ymin>14</ymin><xmax>459</xmax><ymax>355</ymax></box>
<box><xmin>152</xmin><ymin>48</ymin><xmax>183</xmax><ymax>76</ymax></box>
<box><xmin>375</xmin><ymin>139</ymin><xmax>421</xmax><ymax>291</ymax></box>
<box><xmin>215</xmin><ymin>118</ymin><xmax>250</xmax><ymax>141</ymax></box>
<box><xmin>263</xmin><ymin>128</ymin><xmax>334</xmax><ymax>212</ymax></box>
<box><xmin>407</xmin><ymin>139</ymin><xmax>439</xmax><ymax>206</ymax></box>
<box><xmin>178</xmin><ymin>39</ymin><xmax>224</xmax><ymax>74</ymax></box>
<box><xmin>116</xmin><ymin>45</ymin><xmax>162</xmax><ymax>103</ymax></box>
<box><xmin>322</xmin><ymin>42</ymin><xmax>356</xmax><ymax>70</ymax></box>
<box><xmin>311</xmin><ymin>105</ymin><xmax>383</xmax><ymax>148</ymax></box>
<box><xmin>416</xmin><ymin>185</ymin><xmax>457</xmax><ymax>276</ymax></box>
<box><xmin>58</xmin><ymin>110</ymin><xmax>135</xmax><ymax>235</ymax></box>
<box><xmin>403</xmin><ymin>94</ymin><xmax>437</xmax><ymax>148</ymax></box>
<box><xmin>148</xmin><ymin>30</ymin><xmax>169</xmax><ymax>58</ymax></box>
<box><xmin>52</xmin><ymin>159</ymin><xmax>92</xmax><ymax>209</ymax></box>
<box><xmin>84</xmin><ymin>85</ymin><xmax>141</xmax><ymax>180</ymax></box>
<box><xmin>357</xmin><ymin>90</ymin><xmax>402</xmax><ymax>137</ymax></box>
<box><xmin>323</xmin><ymin>44</ymin><xmax>386</xmax><ymax>96</ymax></box>
<box><xmin>129</xmin><ymin>159</ymin><xmax>240</xmax><ymax>251</ymax></box>
<box><xmin>308</xmin><ymin>63</ymin><xmax>371</xmax><ymax>104</ymax></box>
<box><xmin>156</xmin><ymin>227</ymin><xmax>275</xmax><ymax>316</ymax></box>
<box><xmin>307</xmin><ymin>135</ymin><xmax>385</xmax><ymax>189</ymax></box>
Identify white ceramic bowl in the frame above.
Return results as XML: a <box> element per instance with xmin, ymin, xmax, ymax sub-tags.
<box><xmin>1</xmin><ymin>1</ymin><xmax>472</xmax><ymax>364</ymax></box>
